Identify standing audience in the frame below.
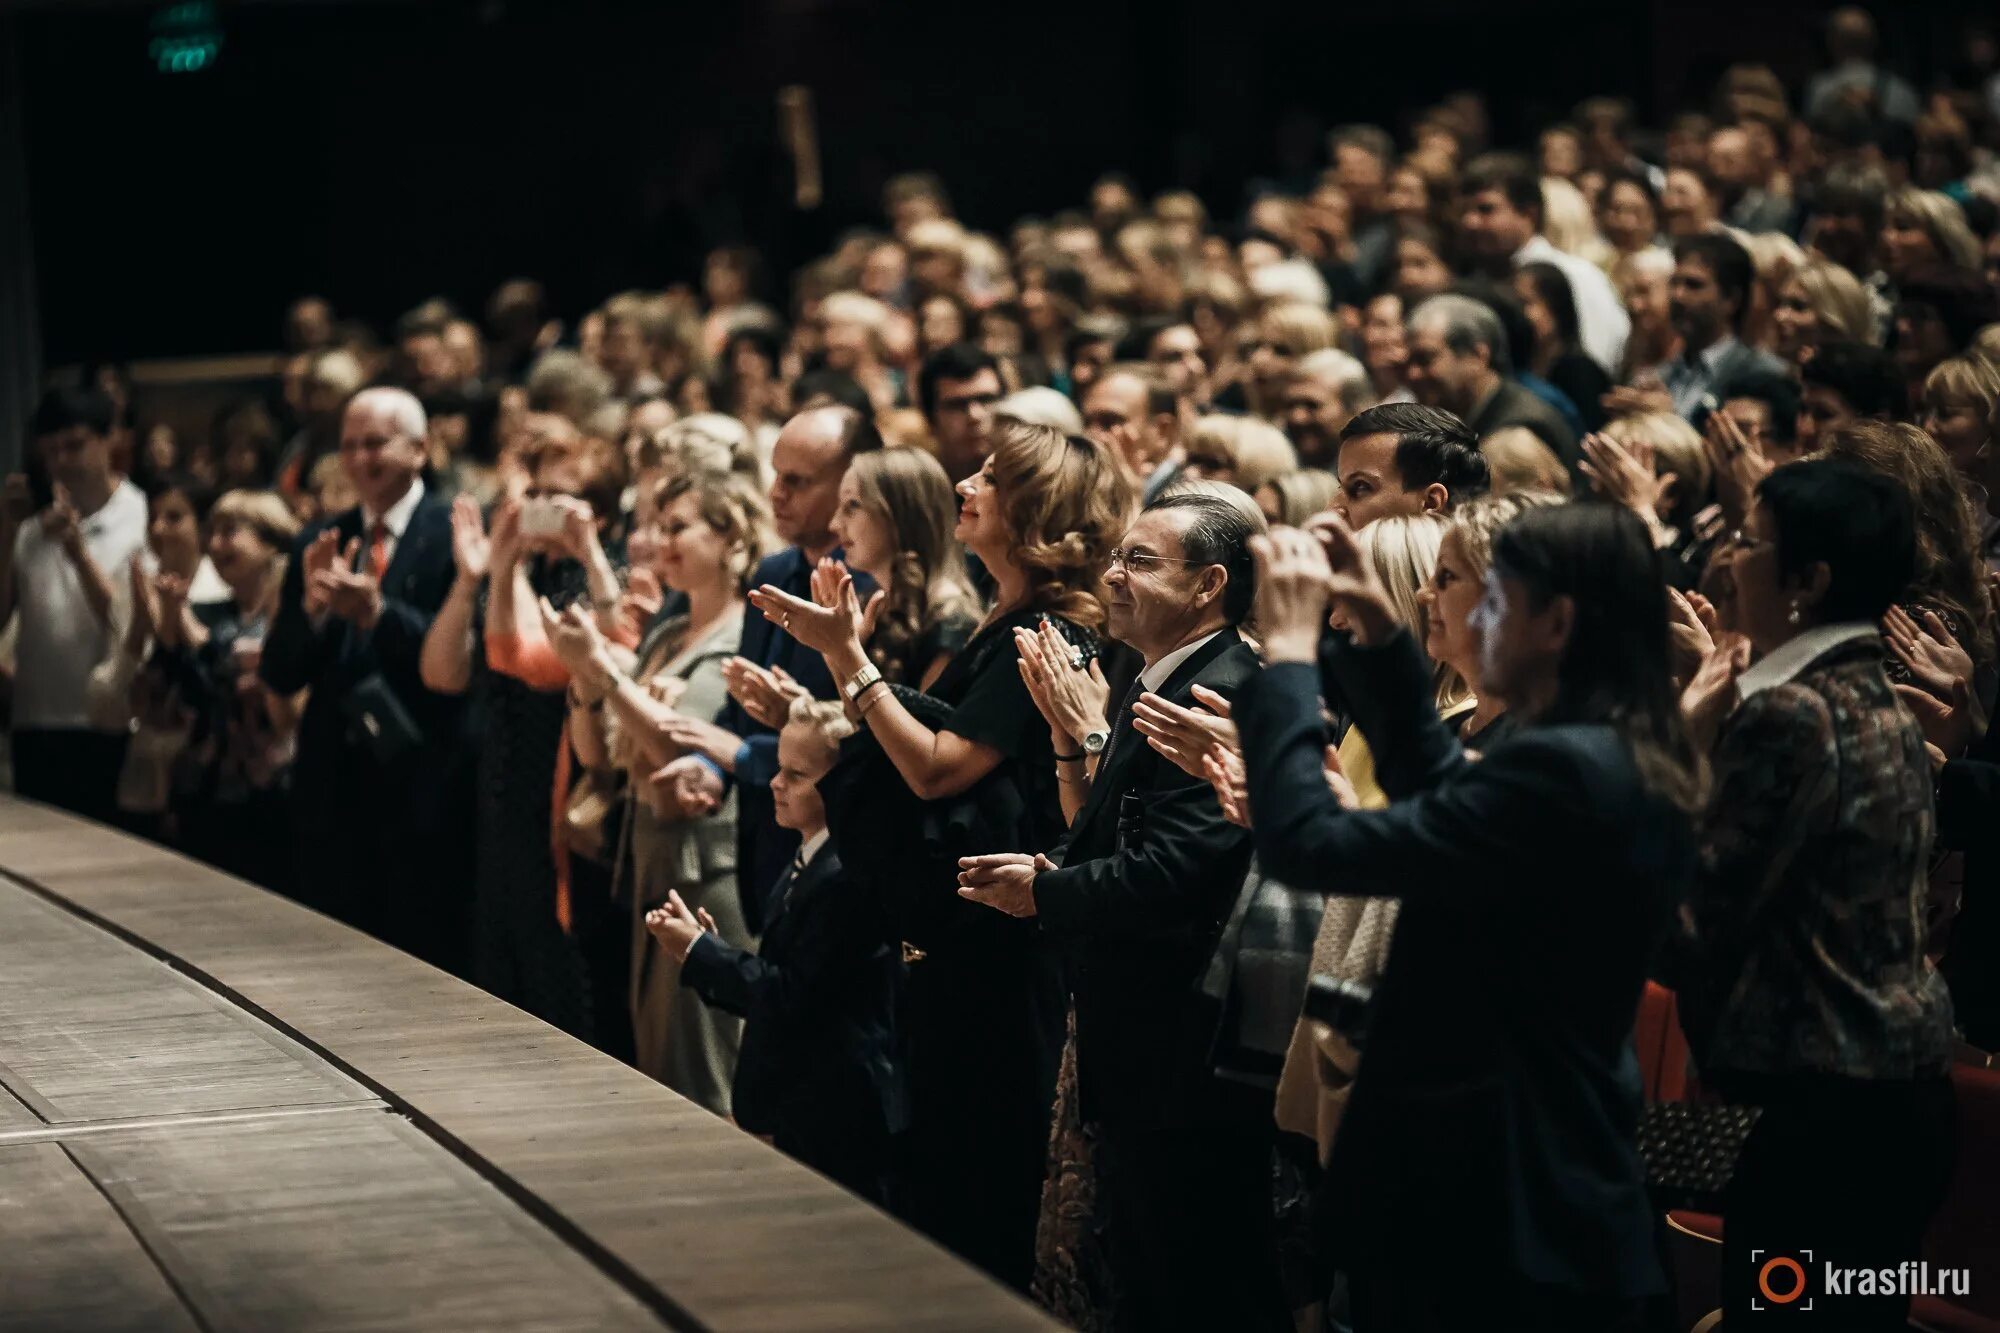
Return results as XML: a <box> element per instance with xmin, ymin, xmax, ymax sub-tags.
<box><xmin>25</xmin><ymin>36</ymin><xmax>2000</xmax><ymax>1323</ymax></box>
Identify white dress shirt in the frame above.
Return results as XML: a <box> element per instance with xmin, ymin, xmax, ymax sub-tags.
<box><xmin>1139</xmin><ymin>629</ymin><xmax>1225</xmax><ymax>695</ymax></box>
<box><xmin>13</xmin><ymin>479</ymin><xmax>150</xmax><ymax>730</ymax></box>
<box><xmin>361</xmin><ymin>477</ymin><xmax>426</xmax><ymax>570</ymax></box>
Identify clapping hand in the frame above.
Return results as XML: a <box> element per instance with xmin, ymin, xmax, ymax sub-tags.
<box><xmin>1883</xmin><ymin>606</ymin><xmax>1979</xmax><ymax>708</ymax></box>
<box><xmin>660</xmin><ymin>713</ymin><xmax>745</xmax><ymax>768</ymax></box>
<box><xmin>450</xmin><ymin>494</ymin><xmax>491</xmax><ymax>584</ymax></box>
<box><xmin>1322</xmin><ymin>743</ymin><xmax>1360</xmax><ymax>810</ymax></box>
<box><xmin>1131</xmin><ymin>684</ymin><xmax>1238</xmax><ymax>780</ymax></box>
<box><xmin>721</xmin><ymin>657</ymin><xmax>808</xmax><ymax>730</ymax></box>
<box><xmin>643</xmin><ymin>754</ymin><xmax>723</xmax><ymax>820</ymax></box>
<box><xmin>1682</xmin><ymin>636</ymin><xmax>1753</xmax><ymax>751</ymax></box>
<box><xmin>310</xmin><ymin>538</ymin><xmax>383</xmax><ymax>629</ymax></box>
<box><xmin>1580</xmin><ymin>432</ymin><xmax>1674</xmax><ymax>520</ymax></box>
<box><xmin>299</xmin><ymin>528</ymin><xmax>344</xmax><ymax>618</ymax></box>
<box><xmin>1704</xmin><ymin>409</ymin><xmax>1773</xmax><ymax>526</ymax></box>
<box><xmin>1203</xmin><ymin>746</ymin><xmax>1252</xmax><ymax>828</ymax></box>
<box><xmin>956</xmin><ymin>851</ymin><xmax>1055</xmax><ymax>918</ymax></box>
<box><xmin>0</xmin><ymin>473</ymin><xmax>33</xmax><ymax>535</ymax></box>
<box><xmin>1666</xmin><ymin>587</ymin><xmax>1717</xmax><ymax>686</ymax></box>
<box><xmin>1014</xmin><ymin>618</ymin><xmax>1110</xmax><ymax>744</ymax></box>
<box><xmin>643</xmin><ymin>888</ymin><xmax>717</xmax><ymax>963</ymax></box>
<box><xmin>747</xmin><ymin>559</ymin><xmax>884</xmax><ymax>658</ymax></box>
<box><xmin>1897</xmin><ymin>679</ymin><xmax>1980</xmax><ymax>764</ymax></box>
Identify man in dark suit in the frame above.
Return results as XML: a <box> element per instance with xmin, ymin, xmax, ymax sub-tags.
<box><xmin>1656</xmin><ymin>232</ymin><xmax>1789</xmax><ymax>420</ymax></box>
<box><xmin>656</xmin><ymin>404</ymin><xmax>880</xmax><ymax>933</ymax></box>
<box><xmin>958</xmin><ymin>491</ymin><xmax>1285</xmax><ymax>1329</ymax></box>
<box><xmin>1404</xmin><ymin>292</ymin><xmax>1580</xmax><ymax>476</ymax></box>
<box><xmin>261</xmin><ymin>387</ymin><xmax>470</xmax><ymax>972</ymax></box>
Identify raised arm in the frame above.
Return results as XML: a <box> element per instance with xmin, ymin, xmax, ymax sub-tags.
<box><xmin>752</xmin><ymin>560</ymin><xmax>1003</xmax><ymax>801</ymax></box>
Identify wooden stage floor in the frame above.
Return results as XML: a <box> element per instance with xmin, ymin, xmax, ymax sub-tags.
<box><xmin>0</xmin><ymin>796</ymin><xmax>1052</xmax><ymax>1332</ymax></box>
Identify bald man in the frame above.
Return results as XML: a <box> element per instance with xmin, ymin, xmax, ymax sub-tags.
<box><xmin>263</xmin><ymin>387</ymin><xmax>471</xmax><ymax>972</ymax></box>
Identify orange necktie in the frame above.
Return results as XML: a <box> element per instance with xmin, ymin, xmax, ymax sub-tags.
<box><xmin>366</xmin><ymin>519</ymin><xmax>390</xmax><ymax>582</ymax></box>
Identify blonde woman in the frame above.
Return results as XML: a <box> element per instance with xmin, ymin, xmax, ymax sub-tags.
<box><xmin>1273</xmin><ymin>513</ymin><xmax>1468</xmax><ymax>1158</ymax></box>
<box><xmin>1882</xmin><ymin>188</ymin><xmax>1983</xmax><ymax>283</ymax></box>
<box><xmin>1180</xmin><ymin>414</ymin><xmax>1300</xmax><ymax>495</ymax></box>
<box><xmin>550</xmin><ymin>471</ymin><xmax>773</xmax><ymax>1110</ymax></box>
<box><xmin>1481</xmin><ymin>426</ymin><xmax>1572</xmax><ymax>496</ymax></box>
<box><xmin>1244</xmin><ymin>302</ymin><xmax>1341</xmax><ymax>420</ymax></box>
<box><xmin>1772</xmin><ymin>259</ymin><xmax>1879</xmax><ymax>364</ymax></box>
<box><xmin>152</xmin><ymin>489</ymin><xmax>304</xmax><ymax>891</ymax></box>
<box><xmin>751</xmin><ymin>422</ymin><xmax>1130</xmax><ymax>1289</ymax></box>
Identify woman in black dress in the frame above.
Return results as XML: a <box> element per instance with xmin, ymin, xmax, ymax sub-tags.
<box><xmin>419</xmin><ymin>442</ymin><xmax>626</xmax><ymax>1043</ymax></box>
<box><xmin>752</xmin><ymin>422</ymin><xmax>1131</xmax><ymax>1290</ymax></box>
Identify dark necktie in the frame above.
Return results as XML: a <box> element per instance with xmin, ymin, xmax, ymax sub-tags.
<box><xmin>778</xmin><ymin>849</ymin><xmax>808</xmax><ymax>910</ymax></box>
<box><xmin>1097</xmin><ymin>677</ymin><xmax>1147</xmax><ymax>774</ymax></box>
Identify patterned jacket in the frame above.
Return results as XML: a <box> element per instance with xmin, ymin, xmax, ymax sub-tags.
<box><xmin>1680</xmin><ymin>624</ymin><xmax>1955</xmax><ymax>1080</ymax></box>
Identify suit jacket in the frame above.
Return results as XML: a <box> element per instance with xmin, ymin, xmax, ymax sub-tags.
<box><xmin>1467</xmin><ymin>378</ymin><xmax>1581</xmax><ymax>477</ymax></box>
<box><xmin>680</xmin><ymin>843</ymin><xmax>905</xmax><ymax>1151</ymax></box>
<box><xmin>1939</xmin><ymin>728</ymin><xmax>2000</xmax><ymax>1048</ymax></box>
<box><xmin>715</xmin><ymin>547</ymin><xmax>874</xmax><ymax>932</ymax></box>
<box><xmin>1035</xmin><ymin>628</ymin><xmax>1260</xmax><ymax>1128</ymax></box>
<box><xmin>260</xmin><ymin>492</ymin><xmax>463</xmax><ymax>831</ymax></box>
<box><xmin>1235</xmin><ymin>631</ymin><xmax>1689</xmax><ymax>1296</ymax></box>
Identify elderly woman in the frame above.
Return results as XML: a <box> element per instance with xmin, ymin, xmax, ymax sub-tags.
<box><xmin>1675</xmin><ymin>458</ymin><xmax>1957</xmax><ymax>1333</ymax></box>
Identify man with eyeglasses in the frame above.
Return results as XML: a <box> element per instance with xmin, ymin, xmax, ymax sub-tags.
<box><xmin>918</xmin><ymin>342</ymin><xmax>1003</xmax><ymax>483</ymax></box>
<box><xmin>958</xmin><ymin>492</ymin><xmax>1285</xmax><ymax>1329</ymax></box>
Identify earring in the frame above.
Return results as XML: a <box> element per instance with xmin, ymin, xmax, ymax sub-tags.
<box><xmin>1787</xmin><ymin>600</ymin><xmax>1802</xmax><ymax>626</ymax></box>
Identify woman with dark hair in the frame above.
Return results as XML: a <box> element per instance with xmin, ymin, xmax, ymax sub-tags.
<box><xmin>1675</xmin><ymin>458</ymin><xmax>1956</xmax><ymax>1332</ymax></box>
<box><xmin>717</xmin><ymin>325</ymin><xmax>786</xmax><ymax>452</ymax></box>
<box><xmin>1515</xmin><ymin>262</ymin><xmax>1611</xmax><ymax>432</ymax></box>
<box><xmin>1235</xmin><ymin>503</ymin><xmax>1703</xmax><ymax>1331</ymax></box>
<box><xmin>752</xmin><ymin>422</ymin><xmax>1130</xmax><ymax>1291</ymax></box>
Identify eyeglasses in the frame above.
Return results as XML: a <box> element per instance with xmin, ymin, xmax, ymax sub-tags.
<box><xmin>1107</xmin><ymin>547</ymin><xmax>1202</xmax><ymax>573</ymax></box>
<box><xmin>938</xmin><ymin>392</ymin><xmax>1001</xmax><ymax>413</ymax></box>
<box><xmin>1723</xmin><ymin>528</ymin><xmax>1771</xmax><ymax>554</ymax></box>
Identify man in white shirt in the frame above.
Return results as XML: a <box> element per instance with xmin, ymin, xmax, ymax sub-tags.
<box><xmin>1457</xmin><ymin>152</ymin><xmax>1631</xmax><ymax>377</ymax></box>
<box><xmin>0</xmin><ymin>387</ymin><xmax>149</xmax><ymax>822</ymax></box>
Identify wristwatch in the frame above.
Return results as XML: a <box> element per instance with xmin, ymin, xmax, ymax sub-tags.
<box><xmin>843</xmin><ymin>662</ymin><xmax>885</xmax><ymax>703</ymax></box>
<box><xmin>1081</xmin><ymin>728</ymin><xmax>1110</xmax><ymax>756</ymax></box>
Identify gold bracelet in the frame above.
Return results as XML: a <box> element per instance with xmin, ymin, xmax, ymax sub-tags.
<box><xmin>855</xmin><ymin>679</ymin><xmax>890</xmax><ymax>717</ymax></box>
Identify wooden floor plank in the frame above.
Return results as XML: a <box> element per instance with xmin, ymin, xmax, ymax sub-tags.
<box><xmin>0</xmin><ymin>1141</ymin><xmax>199</xmax><ymax>1333</ymax></box>
<box><xmin>63</xmin><ymin>1109</ymin><xmax>666</xmax><ymax>1332</ymax></box>
<box><xmin>0</xmin><ymin>798</ymin><xmax>1053</xmax><ymax>1332</ymax></box>
<box><xmin>0</xmin><ymin>883</ymin><xmax>375</xmax><ymax>1124</ymax></box>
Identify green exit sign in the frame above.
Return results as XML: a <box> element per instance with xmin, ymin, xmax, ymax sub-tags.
<box><xmin>151</xmin><ymin>2</ymin><xmax>222</xmax><ymax>74</ymax></box>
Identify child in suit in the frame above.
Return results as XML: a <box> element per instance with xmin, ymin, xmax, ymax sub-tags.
<box><xmin>646</xmin><ymin>699</ymin><xmax>905</xmax><ymax>1203</ymax></box>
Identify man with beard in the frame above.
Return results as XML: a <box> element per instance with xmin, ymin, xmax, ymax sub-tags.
<box><xmin>1655</xmin><ymin>233</ymin><xmax>1788</xmax><ymax>420</ymax></box>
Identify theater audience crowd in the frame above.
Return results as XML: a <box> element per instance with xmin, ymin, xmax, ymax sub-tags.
<box><xmin>17</xmin><ymin>9</ymin><xmax>2000</xmax><ymax>1326</ymax></box>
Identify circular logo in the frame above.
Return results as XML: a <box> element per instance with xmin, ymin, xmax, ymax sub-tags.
<box><xmin>1758</xmin><ymin>1255</ymin><xmax>1807</xmax><ymax>1305</ymax></box>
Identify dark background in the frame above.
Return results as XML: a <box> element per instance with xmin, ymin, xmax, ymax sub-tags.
<box><xmin>9</xmin><ymin>0</ymin><xmax>1993</xmax><ymax>365</ymax></box>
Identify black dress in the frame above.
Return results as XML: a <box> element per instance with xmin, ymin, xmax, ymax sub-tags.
<box><xmin>823</xmin><ymin>609</ymin><xmax>1077</xmax><ymax>1291</ymax></box>
<box><xmin>470</xmin><ymin>556</ymin><xmax>597</xmax><ymax>1042</ymax></box>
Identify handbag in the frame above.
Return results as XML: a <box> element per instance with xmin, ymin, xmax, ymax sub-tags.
<box><xmin>562</xmin><ymin>766</ymin><xmax>622</xmax><ymax>865</ymax></box>
<box><xmin>340</xmin><ymin>672</ymin><xmax>422</xmax><ymax>765</ymax></box>
<box><xmin>1637</xmin><ymin>1100</ymin><xmax>1763</xmax><ymax>1212</ymax></box>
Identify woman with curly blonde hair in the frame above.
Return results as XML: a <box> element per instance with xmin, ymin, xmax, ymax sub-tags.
<box><xmin>750</xmin><ymin>420</ymin><xmax>1131</xmax><ymax>1288</ymax></box>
